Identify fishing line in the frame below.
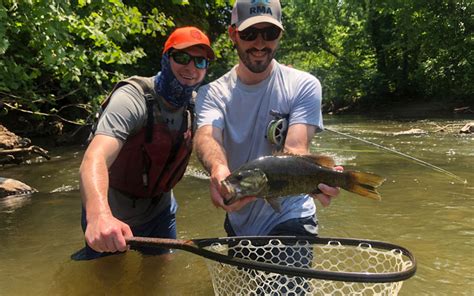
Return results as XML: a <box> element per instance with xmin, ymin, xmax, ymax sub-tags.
<box><xmin>324</xmin><ymin>127</ymin><xmax>467</xmax><ymax>184</ymax></box>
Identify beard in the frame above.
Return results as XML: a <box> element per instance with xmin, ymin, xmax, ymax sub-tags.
<box><xmin>236</xmin><ymin>45</ymin><xmax>276</xmax><ymax>73</ymax></box>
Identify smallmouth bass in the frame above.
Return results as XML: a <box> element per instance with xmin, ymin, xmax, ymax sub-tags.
<box><xmin>221</xmin><ymin>154</ymin><xmax>386</xmax><ymax>212</ymax></box>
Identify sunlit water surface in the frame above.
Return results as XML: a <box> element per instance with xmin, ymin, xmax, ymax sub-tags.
<box><xmin>1</xmin><ymin>116</ymin><xmax>472</xmax><ymax>295</ymax></box>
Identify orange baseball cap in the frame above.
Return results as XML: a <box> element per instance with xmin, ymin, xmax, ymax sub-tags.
<box><xmin>163</xmin><ymin>26</ymin><xmax>215</xmax><ymax>60</ymax></box>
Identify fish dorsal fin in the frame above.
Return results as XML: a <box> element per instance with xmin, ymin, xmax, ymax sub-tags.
<box><xmin>274</xmin><ymin>152</ymin><xmax>335</xmax><ymax>168</ymax></box>
<box><xmin>300</xmin><ymin>154</ymin><xmax>335</xmax><ymax>168</ymax></box>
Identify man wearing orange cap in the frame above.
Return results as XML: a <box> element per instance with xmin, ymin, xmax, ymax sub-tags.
<box><xmin>72</xmin><ymin>26</ymin><xmax>215</xmax><ymax>260</ymax></box>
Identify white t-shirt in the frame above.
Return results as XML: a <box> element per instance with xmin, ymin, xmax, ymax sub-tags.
<box><xmin>196</xmin><ymin>61</ymin><xmax>323</xmax><ymax>235</ymax></box>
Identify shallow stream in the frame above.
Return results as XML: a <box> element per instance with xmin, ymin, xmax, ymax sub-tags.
<box><xmin>1</xmin><ymin>116</ymin><xmax>472</xmax><ymax>295</ymax></box>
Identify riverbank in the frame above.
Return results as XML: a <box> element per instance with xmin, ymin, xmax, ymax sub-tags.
<box><xmin>326</xmin><ymin>99</ymin><xmax>473</xmax><ymax>119</ymax></box>
<box><xmin>1</xmin><ymin>99</ymin><xmax>472</xmax><ymax>146</ymax></box>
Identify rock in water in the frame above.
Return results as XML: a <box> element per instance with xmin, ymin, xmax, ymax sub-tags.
<box><xmin>0</xmin><ymin>177</ymin><xmax>37</xmax><ymax>198</ymax></box>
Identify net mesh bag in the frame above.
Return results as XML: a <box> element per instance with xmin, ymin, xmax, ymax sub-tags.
<box><xmin>204</xmin><ymin>238</ymin><xmax>414</xmax><ymax>296</ymax></box>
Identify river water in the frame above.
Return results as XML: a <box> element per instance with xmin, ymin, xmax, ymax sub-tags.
<box><xmin>0</xmin><ymin>116</ymin><xmax>472</xmax><ymax>295</ymax></box>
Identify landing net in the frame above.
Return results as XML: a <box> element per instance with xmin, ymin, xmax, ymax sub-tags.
<box><xmin>203</xmin><ymin>237</ymin><xmax>415</xmax><ymax>296</ymax></box>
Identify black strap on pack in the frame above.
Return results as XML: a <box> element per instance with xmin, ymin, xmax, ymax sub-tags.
<box><xmin>127</xmin><ymin>77</ymin><xmax>156</xmax><ymax>143</ymax></box>
<box><xmin>144</xmin><ymin>93</ymin><xmax>155</xmax><ymax>143</ymax></box>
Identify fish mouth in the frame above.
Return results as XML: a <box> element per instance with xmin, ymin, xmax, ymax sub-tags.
<box><xmin>221</xmin><ymin>180</ymin><xmax>238</xmax><ymax>205</ymax></box>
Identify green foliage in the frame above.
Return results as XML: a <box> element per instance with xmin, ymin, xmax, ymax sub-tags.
<box><xmin>0</xmin><ymin>0</ymin><xmax>174</xmax><ymax>126</ymax></box>
<box><xmin>206</xmin><ymin>32</ymin><xmax>237</xmax><ymax>83</ymax></box>
<box><xmin>0</xmin><ymin>0</ymin><xmax>471</xmax><ymax>135</ymax></box>
<box><xmin>281</xmin><ymin>0</ymin><xmax>376</xmax><ymax>108</ymax></box>
<box><xmin>281</xmin><ymin>0</ymin><xmax>473</xmax><ymax>111</ymax></box>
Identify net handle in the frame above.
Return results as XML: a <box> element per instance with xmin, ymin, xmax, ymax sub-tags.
<box><xmin>127</xmin><ymin>235</ymin><xmax>417</xmax><ymax>283</ymax></box>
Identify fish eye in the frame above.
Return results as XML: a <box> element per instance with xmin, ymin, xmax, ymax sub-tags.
<box><xmin>236</xmin><ymin>174</ymin><xmax>243</xmax><ymax>181</ymax></box>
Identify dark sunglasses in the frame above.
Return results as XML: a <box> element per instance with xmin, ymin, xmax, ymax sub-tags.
<box><xmin>238</xmin><ymin>25</ymin><xmax>282</xmax><ymax>42</ymax></box>
<box><xmin>170</xmin><ymin>51</ymin><xmax>209</xmax><ymax>69</ymax></box>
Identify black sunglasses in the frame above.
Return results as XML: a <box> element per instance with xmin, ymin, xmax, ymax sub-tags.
<box><xmin>170</xmin><ymin>51</ymin><xmax>209</xmax><ymax>69</ymax></box>
<box><xmin>238</xmin><ymin>25</ymin><xmax>282</xmax><ymax>42</ymax></box>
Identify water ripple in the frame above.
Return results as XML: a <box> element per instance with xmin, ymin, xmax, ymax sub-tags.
<box><xmin>185</xmin><ymin>167</ymin><xmax>210</xmax><ymax>180</ymax></box>
<box><xmin>50</xmin><ymin>185</ymin><xmax>79</xmax><ymax>193</ymax></box>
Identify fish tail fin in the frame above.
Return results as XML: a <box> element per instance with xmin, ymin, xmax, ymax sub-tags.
<box><xmin>345</xmin><ymin>171</ymin><xmax>386</xmax><ymax>200</ymax></box>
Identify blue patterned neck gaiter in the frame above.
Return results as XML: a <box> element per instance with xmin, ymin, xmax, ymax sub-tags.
<box><xmin>154</xmin><ymin>53</ymin><xmax>200</xmax><ymax>108</ymax></box>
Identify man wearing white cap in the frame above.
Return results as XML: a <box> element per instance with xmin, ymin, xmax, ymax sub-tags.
<box><xmin>195</xmin><ymin>0</ymin><xmax>341</xmax><ymax>238</ymax></box>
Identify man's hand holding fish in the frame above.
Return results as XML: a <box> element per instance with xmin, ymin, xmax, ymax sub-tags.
<box><xmin>313</xmin><ymin>166</ymin><xmax>344</xmax><ymax>207</ymax></box>
<box><xmin>210</xmin><ymin>163</ymin><xmax>257</xmax><ymax>212</ymax></box>
<box><xmin>282</xmin><ymin>123</ymin><xmax>342</xmax><ymax>208</ymax></box>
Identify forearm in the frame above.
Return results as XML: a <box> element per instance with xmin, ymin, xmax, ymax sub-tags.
<box><xmin>80</xmin><ymin>152</ymin><xmax>133</xmax><ymax>253</ymax></box>
<box><xmin>79</xmin><ymin>135</ymin><xmax>122</xmax><ymax>221</ymax></box>
<box><xmin>194</xmin><ymin>125</ymin><xmax>228</xmax><ymax>175</ymax></box>
<box><xmin>79</xmin><ymin>153</ymin><xmax>112</xmax><ymax>220</ymax></box>
<box><xmin>194</xmin><ymin>125</ymin><xmax>250</xmax><ymax>211</ymax></box>
<box><xmin>284</xmin><ymin>123</ymin><xmax>316</xmax><ymax>155</ymax></box>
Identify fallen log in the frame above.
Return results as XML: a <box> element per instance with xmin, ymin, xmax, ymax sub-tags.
<box><xmin>453</xmin><ymin>106</ymin><xmax>473</xmax><ymax>114</ymax></box>
<box><xmin>0</xmin><ymin>124</ymin><xmax>50</xmax><ymax>165</ymax></box>
<box><xmin>460</xmin><ymin>122</ymin><xmax>474</xmax><ymax>134</ymax></box>
<box><xmin>0</xmin><ymin>145</ymin><xmax>50</xmax><ymax>164</ymax></box>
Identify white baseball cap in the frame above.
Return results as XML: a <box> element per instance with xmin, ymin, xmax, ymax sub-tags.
<box><xmin>231</xmin><ymin>0</ymin><xmax>284</xmax><ymax>31</ymax></box>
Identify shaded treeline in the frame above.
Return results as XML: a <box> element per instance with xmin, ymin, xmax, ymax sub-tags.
<box><xmin>281</xmin><ymin>0</ymin><xmax>472</xmax><ymax>112</ymax></box>
<box><xmin>0</xmin><ymin>0</ymin><xmax>471</xmax><ymax>136</ymax></box>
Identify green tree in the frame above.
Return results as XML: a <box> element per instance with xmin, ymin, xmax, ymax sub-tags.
<box><xmin>1</xmin><ymin>0</ymin><xmax>471</xmax><ymax>136</ymax></box>
<box><xmin>0</xmin><ymin>0</ymin><xmax>175</xmax><ymax>128</ymax></box>
<box><xmin>281</xmin><ymin>0</ymin><xmax>472</xmax><ymax>111</ymax></box>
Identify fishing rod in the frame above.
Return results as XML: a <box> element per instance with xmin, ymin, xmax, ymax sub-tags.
<box><xmin>324</xmin><ymin>127</ymin><xmax>467</xmax><ymax>184</ymax></box>
<box><xmin>265</xmin><ymin>110</ymin><xmax>466</xmax><ymax>184</ymax></box>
